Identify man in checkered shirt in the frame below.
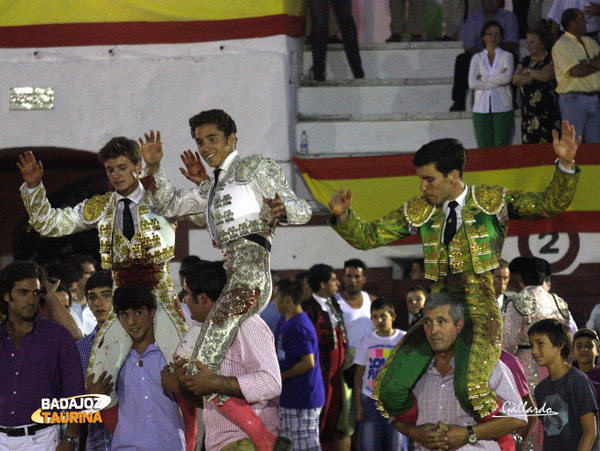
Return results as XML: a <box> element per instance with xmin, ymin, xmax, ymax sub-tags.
<box><xmin>392</xmin><ymin>293</ymin><xmax>527</xmax><ymax>450</ymax></box>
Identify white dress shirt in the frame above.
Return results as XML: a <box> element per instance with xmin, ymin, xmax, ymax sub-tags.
<box><xmin>114</xmin><ymin>181</ymin><xmax>144</xmax><ymax>235</ymax></box>
<box><xmin>441</xmin><ymin>184</ymin><xmax>468</xmax><ymax>239</ymax></box>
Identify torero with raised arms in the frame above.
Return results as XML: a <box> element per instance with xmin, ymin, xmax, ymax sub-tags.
<box><xmin>142</xmin><ymin>109</ymin><xmax>311</xmax><ymax>450</ymax></box>
<box><xmin>18</xmin><ymin>137</ymin><xmax>194</xmax><ymax>409</ymax></box>
<box><xmin>327</xmin><ymin>121</ymin><xmax>580</xmax><ymax>427</ymax></box>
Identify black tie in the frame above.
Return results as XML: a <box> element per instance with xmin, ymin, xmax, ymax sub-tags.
<box><xmin>443</xmin><ymin>201</ymin><xmax>459</xmax><ymax>246</ymax></box>
<box><xmin>209</xmin><ymin>169</ymin><xmax>222</xmax><ymax>204</ymax></box>
<box><xmin>207</xmin><ymin>169</ymin><xmax>222</xmax><ymax>244</ymax></box>
<box><xmin>121</xmin><ymin>198</ymin><xmax>135</xmax><ymax>241</ymax></box>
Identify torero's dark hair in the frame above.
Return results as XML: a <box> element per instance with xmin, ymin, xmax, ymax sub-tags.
<box><xmin>413</xmin><ymin>138</ymin><xmax>467</xmax><ymax>177</ymax></box>
<box><xmin>189</xmin><ymin>109</ymin><xmax>237</xmax><ymax>140</ymax></box>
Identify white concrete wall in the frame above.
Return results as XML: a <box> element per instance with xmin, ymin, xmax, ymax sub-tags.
<box><xmin>0</xmin><ymin>35</ymin><xmax>303</xmax><ymax>184</ymax></box>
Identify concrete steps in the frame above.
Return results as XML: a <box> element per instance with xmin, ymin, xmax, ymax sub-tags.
<box><xmin>296</xmin><ymin>113</ymin><xmax>522</xmax><ymax>155</ymax></box>
<box><xmin>301</xmin><ymin>42</ymin><xmax>463</xmax><ymax>80</ymax></box>
<box><xmin>299</xmin><ymin>78</ymin><xmax>454</xmax><ymax>115</ymax></box>
<box><xmin>296</xmin><ymin>41</ymin><xmax>526</xmax><ymax>155</ymax></box>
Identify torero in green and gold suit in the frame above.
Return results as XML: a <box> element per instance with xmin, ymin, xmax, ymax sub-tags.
<box><xmin>329</xmin><ymin>132</ymin><xmax>580</xmax><ymax>421</ymax></box>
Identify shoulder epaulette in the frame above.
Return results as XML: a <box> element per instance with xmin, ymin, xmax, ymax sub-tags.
<box><xmin>472</xmin><ymin>185</ymin><xmax>506</xmax><ymax>215</ymax></box>
<box><xmin>82</xmin><ymin>192</ymin><xmax>113</xmax><ymax>225</ymax></box>
<box><xmin>404</xmin><ymin>196</ymin><xmax>435</xmax><ymax>227</ymax></box>
<box><xmin>512</xmin><ymin>288</ymin><xmax>537</xmax><ymax>316</ymax></box>
<box><xmin>551</xmin><ymin>293</ymin><xmax>571</xmax><ymax>320</ymax></box>
<box><xmin>233</xmin><ymin>154</ymin><xmax>268</xmax><ymax>183</ymax></box>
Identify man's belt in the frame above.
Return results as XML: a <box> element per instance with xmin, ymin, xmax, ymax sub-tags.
<box><xmin>564</xmin><ymin>91</ymin><xmax>597</xmax><ymax>97</ymax></box>
<box><xmin>517</xmin><ymin>345</ymin><xmax>532</xmax><ymax>350</ymax></box>
<box><xmin>243</xmin><ymin>234</ymin><xmax>271</xmax><ymax>252</ymax></box>
<box><xmin>0</xmin><ymin>423</ymin><xmax>52</xmax><ymax>437</ymax></box>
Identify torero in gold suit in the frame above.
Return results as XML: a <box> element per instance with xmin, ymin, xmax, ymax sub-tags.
<box><xmin>18</xmin><ymin>137</ymin><xmax>193</xmax><ymax>408</ymax></box>
<box><xmin>328</xmin><ymin>121</ymin><xmax>581</xmax><ymax>426</ymax></box>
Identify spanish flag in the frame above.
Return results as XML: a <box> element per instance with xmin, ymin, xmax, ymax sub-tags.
<box><xmin>0</xmin><ymin>0</ymin><xmax>305</xmax><ymax>48</ymax></box>
<box><xmin>293</xmin><ymin>143</ymin><xmax>600</xmax><ymax>242</ymax></box>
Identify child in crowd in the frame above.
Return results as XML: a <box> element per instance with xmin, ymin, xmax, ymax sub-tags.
<box><xmin>574</xmin><ymin>329</ymin><xmax>600</xmax><ymax>408</ymax></box>
<box><xmin>405</xmin><ymin>285</ymin><xmax>429</xmax><ymax>327</ymax></box>
<box><xmin>353</xmin><ymin>298</ymin><xmax>408</xmax><ymax>451</ymax></box>
<box><xmin>529</xmin><ymin>319</ymin><xmax>599</xmax><ymax>451</ymax></box>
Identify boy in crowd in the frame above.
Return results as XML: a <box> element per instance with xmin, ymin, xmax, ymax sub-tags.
<box><xmin>90</xmin><ymin>285</ymin><xmax>193</xmax><ymax>450</ymax></box>
<box><xmin>77</xmin><ymin>270</ymin><xmax>114</xmax><ymax>451</ymax></box>
<box><xmin>354</xmin><ymin>298</ymin><xmax>408</xmax><ymax>451</ymax></box>
<box><xmin>274</xmin><ymin>278</ymin><xmax>325</xmax><ymax>450</ymax></box>
<box><xmin>574</xmin><ymin>329</ymin><xmax>600</xmax><ymax>408</ymax></box>
<box><xmin>529</xmin><ymin>319</ymin><xmax>599</xmax><ymax>451</ymax></box>
<box><xmin>406</xmin><ymin>286</ymin><xmax>428</xmax><ymax>327</ymax></box>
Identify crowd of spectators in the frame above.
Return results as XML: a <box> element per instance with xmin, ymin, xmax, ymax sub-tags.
<box><xmin>449</xmin><ymin>0</ymin><xmax>600</xmax><ymax>146</ymax></box>
<box><xmin>5</xmin><ymin>250</ymin><xmax>600</xmax><ymax>450</ymax></box>
<box><xmin>307</xmin><ymin>0</ymin><xmax>600</xmax><ymax>145</ymax></box>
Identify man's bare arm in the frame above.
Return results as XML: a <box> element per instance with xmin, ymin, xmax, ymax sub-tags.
<box><xmin>281</xmin><ymin>354</ymin><xmax>315</xmax><ymax>380</ymax></box>
<box><xmin>515</xmin><ymin>394</ymin><xmax>537</xmax><ymax>439</ymax></box>
<box><xmin>569</xmin><ymin>62</ymin><xmax>600</xmax><ymax>78</ymax></box>
<box><xmin>443</xmin><ymin>417</ymin><xmax>526</xmax><ymax>448</ymax></box>
<box><xmin>578</xmin><ymin>411</ymin><xmax>597</xmax><ymax>451</ymax></box>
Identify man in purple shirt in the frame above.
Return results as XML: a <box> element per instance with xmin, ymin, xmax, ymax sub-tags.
<box><xmin>0</xmin><ymin>261</ymin><xmax>85</xmax><ymax>450</ymax></box>
<box><xmin>449</xmin><ymin>0</ymin><xmax>519</xmax><ymax>112</ymax></box>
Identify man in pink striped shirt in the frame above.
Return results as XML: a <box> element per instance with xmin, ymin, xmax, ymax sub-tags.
<box><xmin>162</xmin><ymin>261</ymin><xmax>287</xmax><ymax>451</ymax></box>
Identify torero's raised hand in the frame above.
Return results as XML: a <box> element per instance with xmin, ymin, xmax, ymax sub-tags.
<box><xmin>139</xmin><ymin>130</ymin><xmax>163</xmax><ymax>174</ymax></box>
<box><xmin>328</xmin><ymin>187</ymin><xmax>353</xmax><ymax>222</ymax></box>
<box><xmin>17</xmin><ymin>151</ymin><xmax>44</xmax><ymax>189</ymax></box>
<box><xmin>179</xmin><ymin>149</ymin><xmax>208</xmax><ymax>185</ymax></box>
<box><xmin>552</xmin><ymin>120</ymin><xmax>581</xmax><ymax>171</ymax></box>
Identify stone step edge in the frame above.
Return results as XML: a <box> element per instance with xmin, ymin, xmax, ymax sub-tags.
<box><xmin>298</xmin><ymin>111</ymin><xmax>522</xmax><ymax>122</ymax></box>
<box><xmin>300</xmin><ymin>77</ymin><xmax>453</xmax><ymax>87</ymax></box>
<box><xmin>302</xmin><ymin>39</ymin><xmax>527</xmax><ymax>52</ymax></box>
<box><xmin>304</xmin><ymin>42</ymin><xmax>464</xmax><ymax>52</ymax></box>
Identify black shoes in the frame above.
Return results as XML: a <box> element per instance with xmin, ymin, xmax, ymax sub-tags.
<box><xmin>352</xmin><ymin>66</ymin><xmax>365</xmax><ymax>79</ymax></box>
<box><xmin>449</xmin><ymin>102</ymin><xmax>465</xmax><ymax>112</ymax></box>
<box><xmin>386</xmin><ymin>33</ymin><xmax>403</xmax><ymax>42</ymax></box>
<box><xmin>309</xmin><ymin>68</ymin><xmax>326</xmax><ymax>82</ymax></box>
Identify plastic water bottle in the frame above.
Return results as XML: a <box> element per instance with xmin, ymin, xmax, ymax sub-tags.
<box><xmin>299</xmin><ymin>131</ymin><xmax>309</xmax><ymax>155</ymax></box>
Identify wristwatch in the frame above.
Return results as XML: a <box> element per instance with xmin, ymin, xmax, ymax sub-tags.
<box><xmin>467</xmin><ymin>425</ymin><xmax>478</xmax><ymax>443</ymax></box>
<box><xmin>64</xmin><ymin>435</ymin><xmax>79</xmax><ymax>447</ymax></box>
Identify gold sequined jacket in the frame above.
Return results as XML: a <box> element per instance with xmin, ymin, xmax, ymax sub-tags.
<box><xmin>331</xmin><ymin>165</ymin><xmax>579</xmax><ymax>281</ymax></box>
<box><xmin>147</xmin><ymin>153</ymin><xmax>312</xmax><ymax>246</ymax></box>
<box><xmin>21</xmin><ymin>182</ymin><xmax>177</xmax><ymax>272</ymax></box>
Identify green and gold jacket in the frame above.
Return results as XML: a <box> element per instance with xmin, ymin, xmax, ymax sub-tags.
<box><xmin>330</xmin><ymin>165</ymin><xmax>579</xmax><ymax>281</ymax></box>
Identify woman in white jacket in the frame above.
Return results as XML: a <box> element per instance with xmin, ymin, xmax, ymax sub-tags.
<box><xmin>468</xmin><ymin>20</ymin><xmax>515</xmax><ymax>148</ymax></box>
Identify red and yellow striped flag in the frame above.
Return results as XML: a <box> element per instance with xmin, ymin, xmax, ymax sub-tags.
<box><xmin>0</xmin><ymin>0</ymin><xmax>305</xmax><ymax>48</ymax></box>
<box><xmin>293</xmin><ymin>143</ymin><xmax>600</xmax><ymax>242</ymax></box>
